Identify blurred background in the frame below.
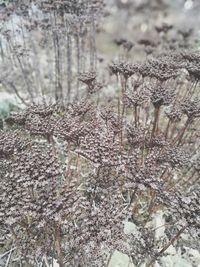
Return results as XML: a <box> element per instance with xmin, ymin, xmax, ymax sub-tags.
<box><xmin>0</xmin><ymin>0</ymin><xmax>200</xmax><ymax>116</ymax></box>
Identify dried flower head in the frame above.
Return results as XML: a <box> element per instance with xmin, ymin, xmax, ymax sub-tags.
<box><xmin>181</xmin><ymin>97</ymin><xmax>200</xmax><ymax>119</ymax></box>
<box><xmin>150</xmin><ymin>84</ymin><xmax>175</xmax><ymax>107</ymax></box>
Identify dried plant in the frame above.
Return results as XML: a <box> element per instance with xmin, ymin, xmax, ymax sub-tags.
<box><xmin>0</xmin><ymin>1</ymin><xmax>200</xmax><ymax>265</ymax></box>
<box><xmin>0</xmin><ymin>0</ymin><xmax>105</xmax><ymax>102</ymax></box>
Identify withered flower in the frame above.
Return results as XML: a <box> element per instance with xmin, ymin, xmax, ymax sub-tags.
<box><xmin>181</xmin><ymin>97</ymin><xmax>200</xmax><ymax>119</ymax></box>
<box><xmin>78</xmin><ymin>71</ymin><xmax>97</xmax><ymax>86</ymax></box>
<box><xmin>109</xmin><ymin>62</ymin><xmax>138</xmax><ymax>79</ymax></box>
<box><xmin>150</xmin><ymin>84</ymin><xmax>175</xmax><ymax>107</ymax></box>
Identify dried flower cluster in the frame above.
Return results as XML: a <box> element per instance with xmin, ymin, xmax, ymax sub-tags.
<box><xmin>1</xmin><ymin>47</ymin><xmax>200</xmax><ymax>266</ymax></box>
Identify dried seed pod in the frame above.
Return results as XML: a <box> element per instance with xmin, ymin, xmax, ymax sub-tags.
<box><xmin>78</xmin><ymin>71</ymin><xmax>97</xmax><ymax>86</ymax></box>
<box><xmin>150</xmin><ymin>84</ymin><xmax>175</xmax><ymax>107</ymax></box>
<box><xmin>109</xmin><ymin>62</ymin><xmax>138</xmax><ymax>79</ymax></box>
<box><xmin>181</xmin><ymin>98</ymin><xmax>200</xmax><ymax>119</ymax></box>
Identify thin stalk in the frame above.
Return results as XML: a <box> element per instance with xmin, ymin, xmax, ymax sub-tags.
<box><xmin>0</xmin><ymin>80</ymin><xmax>28</xmax><ymax>106</ymax></box>
<box><xmin>181</xmin><ymin>80</ymin><xmax>195</xmax><ymax>101</ymax></box>
<box><xmin>0</xmin><ymin>37</ymin><xmax>4</xmax><ymax>61</ymax></box>
<box><xmin>151</xmin><ymin>106</ymin><xmax>161</xmax><ymax>138</ymax></box>
<box><xmin>66</xmin><ymin>29</ymin><xmax>72</xmax><ymax>101</ymax></box>
<box><xmin>144</xmin><ymin>191</ymin><xmax>156</xmax><ymax>226</ymax></box>
<box><xmin>120</xmin><ymin>76</ymin><xmax>127</xmax><ymax>147</ymax></box>
<box><xmin>75</xmin><ymin>31</ymin><xmax>80</xmax><ymax>99</ymax></box>
<box><xmin>181</xmin><ymin>170</ymin><xmax>196</xmax><ymax>187</ymax></box>
<box><xmin>89</xmin><ymin>15</ymin><xmax>97</xmax><ymax>70</ymax></box>
<box><xmin>53</xmin><ymin>12</ymin><xmax>63</xmax><ymax>101</ymax></box>
<box><xmin>165</xmin><ymin>119</ymin><xmax>171</xmax><ymax>139</ymax></box>
<box><xmin>173</xmin><ymin>119</ymin><xmax>190</xmax><ymax>145</ymax></box>
<box><xmin>54</xmin><ymin>223</ymin><xmax>64</xmax><ymax>267</ymax></box>
<box><xmin>106</xmin><ymin>250</ymin><xmax>114</xmax><ymax>267</ymax></box>
<box><xmin>5</xmin><ymin>249</ymin><xmax>13</xmax><ymax>267</ymax></box>
<box><xmin>134</xmin><ymin>105</ymin><xmax>138</xmax><ymax>127</ymax></box>
<box><xmin>8</xmin><ymin>40</ymin><xmax>34</xmax><ymax>101</ymax></box>
<box><xmin>146</xmin><ymin>225</ymin><xmax>187</xmax><ymax>267</ymax></box>
<box><xmin>80</xmin><ymin>28</ymin><xmax>86</xmax><ymax>72</ymax></box>
<box><xmin>129</xmin><ymin>187</ymin><xmax>138</xmax><ymax>208</ymax></box>
<box><xmin>190</xmin><ymin>80</ymin><xmax>198</xmax><ymax>97</ymax></box>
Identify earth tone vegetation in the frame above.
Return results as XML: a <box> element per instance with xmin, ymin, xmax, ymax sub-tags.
<box><xmin>0</xmin><ymin>1</ymin><xmax>200</xmax><ymax>267</ymax></box>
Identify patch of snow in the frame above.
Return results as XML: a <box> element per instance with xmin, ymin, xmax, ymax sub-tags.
<box><xmin>160</xmin><ymin>254</ymin><xmax>193</xmax><ymax>267</ymax></box>
<box><xmin>108</xmin><ymin>251</ymin><xmax>135</xmax><ymax>267</ymax></box>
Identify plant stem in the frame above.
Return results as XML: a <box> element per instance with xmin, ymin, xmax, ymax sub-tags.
<box><xmin>151</xmin><ymin>106</ymin><xmax>160</xmax><ymax>138</ymax></box>
<box><xmin>146</xmin><ymin>225</ymin><xmax>187</xmax><ymax>267</ymax></box>
<box><xmin>55</xmin><ymin>223</ymin><xmax>64</xmax><ymax>267</ymax></box>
